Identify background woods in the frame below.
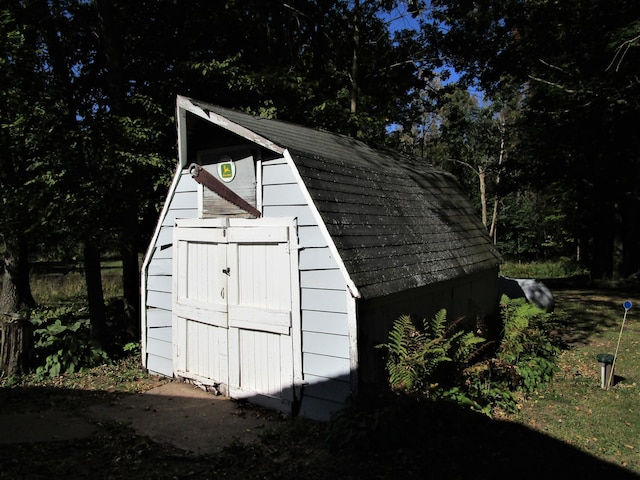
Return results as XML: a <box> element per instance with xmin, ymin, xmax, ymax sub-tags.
<box><xmin>1</xmin><ymin>0</ymin><xmax>639</xmax><ymax>354</ymax></box>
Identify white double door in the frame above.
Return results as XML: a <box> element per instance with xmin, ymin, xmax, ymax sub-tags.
<box><xmin>172</xmin><ymin>218</ymin><xmax>300</xmax><ymax>412</ymax></box>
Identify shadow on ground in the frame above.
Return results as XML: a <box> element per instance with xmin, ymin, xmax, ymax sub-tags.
<box><xmin>0</xmin><ymin>380</ymin><xmax>638</xmax><ymax>479</ymax></box>
<box><xmin>543</xmin><ymin>279</ymin><xmax>638</xmax><ymax>345</ymax></box>
<box><xmin>324</xmin><ymin>398</ymin><xmax>640</xmax><ymax>480</ymax></box>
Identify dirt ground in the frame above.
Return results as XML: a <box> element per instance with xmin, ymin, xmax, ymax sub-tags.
<box><xmin>0</xmin><ymin>380</ymin><xmax>286</xmax><ymax>455</ymax></box>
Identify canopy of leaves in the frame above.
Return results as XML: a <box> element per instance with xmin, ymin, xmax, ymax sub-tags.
<box><xmin>427</xmin><ymin>0</ymin><xmax>640</xmax><ymax>277</ymax></box>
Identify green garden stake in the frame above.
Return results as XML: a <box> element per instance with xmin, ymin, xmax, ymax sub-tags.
<box><xmin>607</xmin><ymin>300</ymin><xmax>632</xmax><ymax>390</ymax></box>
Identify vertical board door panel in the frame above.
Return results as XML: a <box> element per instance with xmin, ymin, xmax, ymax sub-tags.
<box><xmin>228</xmin><ymin>237</ymin><xmax>292</xmax><ymax>333</ymax></box>
<box><xmin>227</xmin><ymin>225</ymin><xmax>295</xmax><ymax>409</ymax></box>
<box><xmin>174</xmin><ymin>224</ymin><xmax>230</xmax><ymax>389</ymax></box>
<box><xmin>238</xmin><ymin>329</ymin><xmax>281</xmax><ymax>396</ymax></box>
<box><xmin>173</xmin><ymin>219</ymin><xmax>297</xmax><ymax>413</ymax></box>
<box><xmin>174</xmin><ymin>232</ymin><xmax>228</xmax><ymax>328</ymax></box>
<box><xmin>183</xmin><ymin>318</ymin><xmax>228</xmax><ymax>390</ymax></box>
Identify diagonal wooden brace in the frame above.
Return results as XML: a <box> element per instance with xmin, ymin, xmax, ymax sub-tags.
<box><xmin>188</xmin><ymin>163</ymin><xmax>261</xmax><ymax>218</ymax></box>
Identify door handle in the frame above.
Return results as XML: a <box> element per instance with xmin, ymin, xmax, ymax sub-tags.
<box><xmin>222</xmin><ymin>267</ymin><xmax>230</xmax><ymax>275</ymax></box>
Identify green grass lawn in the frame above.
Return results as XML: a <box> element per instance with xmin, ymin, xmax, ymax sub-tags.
<box><xmin>509</xmin><ymin>286</ymin><xmax>640</xmax><ymax>473</ymax></box>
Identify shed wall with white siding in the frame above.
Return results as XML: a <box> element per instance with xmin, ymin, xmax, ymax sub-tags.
<box><xmin>142</xmin><ymin>155</ymin><xmax>354</xmax><ymax>420</ymax></box>
<box><xmin>143</xmin><ymin>171</ymin><xmax>198</xmax><ymax>377</ymax></box>
<box><xmin>261</xmin><ymin>157</ymin><xmax>352</xmax><ymax>418</ymax></box>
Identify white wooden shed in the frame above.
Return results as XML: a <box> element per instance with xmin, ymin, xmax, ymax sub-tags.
<box><xmin>141</xmin><ymin>96</ymin><xmax>502</xmax><ymax>420</ymax></box>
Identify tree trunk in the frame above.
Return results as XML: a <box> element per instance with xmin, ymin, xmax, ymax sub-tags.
<box><xmin>489</xmin><ymin>197</ymin><xmax>499</xmax><ymax>244</ymax></box>
<box><xmin>0</xmin><ymin>235</ymin><xmax>36</xmax><ymax>314</ymax></box>
<box><xmin>96</xmin><ymin>0</ymin><xmax>140</xmax><ymax>339</ymax></box>
<box><xmin>350</xmin><ymin>0</ymin><xmax>360</xmax><ymax>137</ymax></box>
<box><xmin>479</xmin><ymin>166</ymin><xmax>488</xmax><ymax>228</ymax></box>
<box><xmin>83</xmin><ymin>241</ymin><xmax>109</xmax><ymax>347</ymax></box>
<box><xmin>120</xmin><ymin>205</ymin><xmax>140</xmax><ymax>339</ymax></box>
<box><xmin>489</xmin><ymin>118</ymin><xmax>506</xmax><ymax>244</ymax></box>
<box><xmin>0</xmin><ymin>314</ymin><xmax>32</xmax><ymax>376</ymax></box>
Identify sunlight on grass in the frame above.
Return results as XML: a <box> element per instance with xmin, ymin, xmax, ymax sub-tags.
<box><xmin>510</xmin><ymin>289</ymin><xmax>640</xmax><ymax>473</ymax></box>
<box><xmin>31</xmin><ymin>272</ymin><xmax>123</xmax><ymax>304</ymax></box>
<box><xmin>500</xmin><ymin>259</ymin><xmax>587</xmax><ymax>278</ymax></box>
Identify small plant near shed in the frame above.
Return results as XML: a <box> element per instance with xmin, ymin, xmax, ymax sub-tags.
<box><xmin>30</xmin><ymin>305</ymin><xmax>109</xmax><ymax>378</ymax></box>
<box><xmin>377</xmin><ymin>310</ymin><xmax>494</xmax><ymax>411</ymax></box>
<box><xmin>378</xmin><ymin>298</ymin><xmax>561</xmax><ymax>416</ymax></box>
<box><xmin>497</xmin><ymin>295</ymin><xmax>561</xmax><ymax>393</ymax></box>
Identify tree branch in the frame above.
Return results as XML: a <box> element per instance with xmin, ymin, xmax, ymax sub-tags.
<box><xmin>607</xmin><ymin>33</ymin><xmax>640</xmax><ymax>72</ymax></box>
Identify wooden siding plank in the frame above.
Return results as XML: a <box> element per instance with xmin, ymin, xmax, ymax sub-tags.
<box><xmin>146</xmin><ymin>337</ymin><xmax>172</xmax><ymax>360</ymax></box>
<box><xmin>301</xmin><ymin>288</ymin><xmax>348</xmax><ymax>314</ymax></box>
<box><xmin>146</xmin><ymin>308</ymin><xmax>172</xmax><ymax>328</ymax></box>
<box><xmin>303</xmin><ymin>352</ymin><xmax>350</xmax><ymax>378</ymax></box>
<box><xmin>147</xmin><ymin>275</ymin><xmax>172</xmax><ymax>293</ymax></box>
<box><xmin>162</xmin><ymin>208</ymin><xmax>198</xmax><ymax>227</ymax></box>
<box><xmin>146</xmin><ymin>354</ymin><xmax>173</xmax><ymax>377</ymax></box>
<box><xmin>299</xmin><ymin>269</ymin><xmax>344</xmax><ymax>290</ymax></box>
<box><xmin>175</xmin><ymin>171</ymin><xmax>198</xmax><ymax>192</ymax></box>
<box><xmin>301</xmin><ymin>310</ymin><xmax>349</xmax><ymax>336</ymax></box>
<box><xmin>171</xmin><ymin>190</ymin><xmax>198</xmax><ymax>210</ymax></box>
<box><xmin>263</xmin><ymin>184</ymin><xmax>306</xmax><ymax>205</ymax></box>
<box><xmin>302</xmin><ymin>331</ymin><xmax>349</xmax><ymax>358</ymax></box>
<box><xmin>261</xmin><ymin>205</ymin><xmax>317</xmax><ymax>226</ymax></box>
<box><xmin>156</xmin><ymin>226</ymin><xmax>174</xmax><ymax>246</ymax></box>
<box><xmin>298</xmin><ymin>396</ymin><xmax>343</xmax><ymax>422</ymax></box>
<box><xmin>153</xmin><ymin>244</ymin><xmax>173</xmax><ymax>259</ymax></box>
<box><xmin>299</xmin><ymin>247</ymin><xmax>337</xmax><ymax>270</ymax></box>
<box><xmin>262</xmin><ymin>162</ymin><xmax>297</xmax><ymax>185</ymax></box>
<box><xmin>302</xmin><ymin>374</ymin><xmax>351</xmax><ymax>402</ymax></box>
<box><xmin>297</xmin><ymin>225</ymin><xmax>327</xmax><ymax>249</ymax></box>
<box><xmin>147</xmin><ymin>290</ymin><xmax>172</xmax><ymax>310</ymax></box>
<box><xmin>147</xmin><ymin>326</ymin><xmax>172</xmax><ymax>342</ymax></box>
<box><xmin>148</xmin><ymin>259</ymin><xmax>172</xmax><ymax>276</ymax></box>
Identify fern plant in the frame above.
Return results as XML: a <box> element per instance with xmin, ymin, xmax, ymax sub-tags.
<box><xmin>378</xmin><ymin>310</ymin><xmax>486</xmax><ymax>398</ymax></box>
<box><xmin>378</xmin><ymin>299</ymin><xmax>561</xmax><ymax>416</ymax></box>
<box><xmin>497</xmin><ymin>295</ymin><xmax>560</xmax><ymax>392</ymax></box>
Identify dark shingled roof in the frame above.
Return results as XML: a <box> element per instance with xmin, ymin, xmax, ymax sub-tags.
<box><xmin>187</xmin><ymin>98</ymin><xmax>502</xmax><ymax>299</ymax></box>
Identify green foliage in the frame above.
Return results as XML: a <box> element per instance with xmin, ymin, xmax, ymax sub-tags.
<box><xmin>30</xmin><ymin>305</ymin><xmax>109</xmax><ymax>379</ymax></box>
<box><xmin>429</xmin><ymin>0</ymin><xmax>640</xmax><ymax>278</ymax></box>
<box><xmin>497</xmin><ymin>295</ymin><xmax>560</xmax><ymax>392</ymax></box>
<box><xmin>378</xmin><ymin>310</ymin><xmax>487</xmax><ymax>402</ymax></box>
<box><xmin>500</xmin><ymin>259</ymin><xmax>587</xmax><ymax>279</ymax></box>
<box><xmin>123</xmin><ymin>341</ymin><xmax>141</xmax><ymax>354</ymax></box>
<box><xmin>379</xmin><ymin>299</ymin><xmax>561</xmax><ymax>416</ymax></box>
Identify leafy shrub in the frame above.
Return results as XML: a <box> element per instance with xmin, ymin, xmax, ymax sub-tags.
<box><xmin>377</xmin><ymin>310</ymin><xmax>489</xmax><ymax>405</ymax></box>
<box><xmin>496</xmin><ymin>295</ymin><xmax>560</xmax><ymax>392</ymax></box>
<box><xmin>378</xmin><ymin>298</ymin><xmax>560</xmax><ymax>416</ymax></box>
<box><xmin>30</xmin><ymin>305</ymin><xmax>109</xmax><ymax>378</ymax></box>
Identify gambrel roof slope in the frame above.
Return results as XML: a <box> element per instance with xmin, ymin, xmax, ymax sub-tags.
<box><xmin>184</xmin><ymin>97</ymin><xmax>502</xmax><ymax>300</ymax></box>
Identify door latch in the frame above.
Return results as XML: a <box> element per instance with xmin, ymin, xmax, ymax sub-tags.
<box><xmin>222</xmin><ymin>267</ymin><xmax>231</xmax><ymax>275</ymax></box>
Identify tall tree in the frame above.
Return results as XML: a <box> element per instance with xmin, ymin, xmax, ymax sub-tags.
<box><xmin>436</xmin><ymin>86</ymin><xmax>504</xmax><ymax>234</ymax></box>
<box><xmin>427</xmin><ymin>0</ymin><xmax>640</xmax><ymax>279</ymax></box>
<box><xmin>0</xmin><ymin>2</ymin><xmax>50</xmax><ymax>314</ymax></box>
